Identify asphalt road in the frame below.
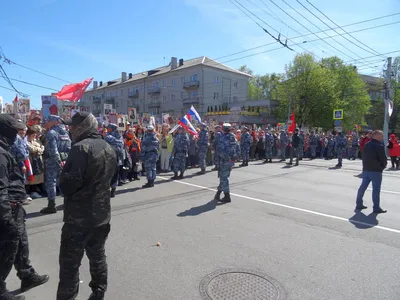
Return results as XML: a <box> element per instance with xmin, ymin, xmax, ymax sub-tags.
<box><xmin>6</xmin><ymin>158</ymin><xmax>400</xmax><ymax>300</ymax></box>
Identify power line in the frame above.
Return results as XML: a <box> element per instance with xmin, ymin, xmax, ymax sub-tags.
<box><xmin>281</xmin><ymin>0</ymin><xmax>364</xmax><ymax>60</ymax></box>
<box><xmin>0</xmin><ymin>75</ymin><xmax>58</xmax><ymax>91</ymax></box>
<box><xmin>9</xmin><ymin>61</ymin><xmax>72</xmax><ymax>84</ymax></box>
<box><xmin>0</xmin><ymin>65</ymin><xmax>29</xmax><ymax>98</ymax></box>
<box><xmin>267</xmin><ymin>0</ymin><xmax>357</xmax><ymax>61</ymax></box>
<box><xmin>0</xmin><ymin>84</ymin><xmax>16</xmax><ymax>92</ymax></box>
<box><xmin>214</xmin><ymin>14</ymin><xmax>400</xmax><ymax>61</ymax></box>
<box><xmin>302</xmin><ymin>0</ymin><xmax>384</xmax><ymax>58</ymax></box>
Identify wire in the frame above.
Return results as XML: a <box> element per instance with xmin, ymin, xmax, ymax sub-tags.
<box><xmin>214</xmin><ymin>18</ymin><xmax>400</xmax><ymax>61</ymax></box>
<box><xmin>303</xmin><ymin>0</ymin><xmax>384</xmax><ymax>58</ymax></box>
<box><xmin>0</xmin><ymin>75</ymin><xmax>58</xmax><ymax>91</ymax></box>
<box><xmin>9</xmin><ymin>61</ymin><xmax>72</xmax><ymax>84</ymax></box>
<box><xmin>267</xmin><ymin>0</ymin><xmax>357</xmax><ymax>61</ymax></box>
<box><xmin>0</xmin><ymin>84</ymin><xmax>16</xmax><ymax>92</ymax></box>
<box><xmin>281</xmin><ymin>0</ymin><xmax>363</xmax><ymax>60</ymax></box>
<box><xmin>0</xmin><ymin>65</ymin><xmax>29</xmax><ymax>97</ymax></box>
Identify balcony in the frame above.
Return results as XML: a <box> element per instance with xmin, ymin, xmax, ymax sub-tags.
<box><xmin>128</xmin><ymin>90</ymin><xmax>139</xmax><ymax>98</ymax></box>
<box><xmin>183</xmin><ymin>97</ymin><xmax>200</xmax><ymax>105</ymax></box>
<box><xmin>148</xmin><ymin>99</ymin><xmax>161</xmax><ymax>108</ymax></box>
<box><xmin>183</xmin><ymin>80</ymin><xmax>200</xmax><ymax>89</ymax></box>
<box><xmin>93</xmin><ymin>96</ymin><xmax>101</xmax><ymax>103</ymax></box>
<box><xmin>148</xmin><ymin>87</ymin><xmax>161</xmax><ymax>94</ymax></box>
<box><xmin>105</xmin><ymin>97</ymin><xmax>115</xmax><ymax>105</ymax></box>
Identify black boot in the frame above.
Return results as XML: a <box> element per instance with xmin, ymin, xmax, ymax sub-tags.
<box><xmin>214</xmin><ymin>190</ymin><xmax>222</xmax><ymax>201</ymax></box>
<box><xmin>133</xmin><ymin>172</ymin><xmax>140</xmax><ymax>181</ymax></box>
<box><xmin>0</xmin><ymin>292</ymin><xmax>25</xmax><ymax>300</ymax></box>
<box><xmin>142</xmin><ymin>181</ymin><xmax>151</xmax><ymax>188</ymax></box>
<box><xmin>110</xmin><ymin>187</ymin><xmax>116</xmax><ymax>198</ymax></box>
<box><xmin>219</xmin><ymin>192</ymin><xmax>231</xmax><ymax>203</ymax></box>
<box><xmin>336</xmin><ymin>163</ymin><xmax>342</xmax><ymax>168</ymax></box>
<box><xmin>239</xmin><ymin>161</ymin><xmax>246</xmax><ymax>167</ymax></box>
<box><xmin>269</xmin><ymin>158</ymin><xmax>272</xmax><ymax>163</ymax></box>
<box><xmin>197</xmin><ymin>169</ymin><xmax>206</xmax><ymax>175</ymax></box>
<box><xmin>88</xmin><ymin>291</ymin><xmax>105</xmax><ymax>300</ymax></box>
<box><xmin>149</xmin><ymin>179</ymin><xmax>155</xmax><ymax>187</ymax></box>
<box><xmin>178</xmin><ymin>172</ymin><xmax>184</xmax><ymax>179</ymax></box>
<box><xmin>171</xmin><ymin>173</ymin><xmax>179</xmax><ymax>180</ymax></box>
<box><xmin>263</xmin><ymin>159</ymin><xmax>269</xmax><ymax>164</ymax></box>
<box><xmin>40</xmin><ymin>201</ymin><xmax>56</xmax><ymax>214</ymax></box>
<box><xmin>245</xmin><ymin>160</ymin><xmax>249</xmax><ymax>166</ymax></box>
<box><xmin>20</xmin><ymin>273</ymin><xmax>49</xmax><ymax>293</ymax></box>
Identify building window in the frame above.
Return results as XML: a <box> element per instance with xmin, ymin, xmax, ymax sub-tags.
<box><xmin>155</xmin><ymin>81</ymin><xmax>159</xmax><ymax>88</ymax></box>
<box><xmin>215</xmin><ymin>77</ymin><xmax>219</xmax><ymax>84</ymax></box>
<box><xmin>172</xmin><ymin>79</ymin><xmax>176</xmax><ymax>87</ymax></box>
<box><xmin>121</xmin><ymin>89</ymin><xmax>123</xmax><ymax>96</ymax></box>
<box><xmin>234</xmin><ymin>81</ymin><xmax>238</xmax><ymax>88</ymax></box>
<box><xmin>191</xmin><ymin>74</ymin><xmax>198</xmax><ymax>81</ymax></box>
<box><xmin>171</xmin><ymin>94</ymin><xmax>176</xmax><ymax>101</ymax></box>
<box><xmin>162</xmin><ymin>80</ymin><xmax>165</xmax><ymax>87</ymax></box>
<box><xmin>191</xmin><ymin>91</ymin><xmax>198</xmax><ymax>97</ymax></box>
<box><xmin>181</xmin><ymin>76</ymin><xmax>186</xmax><ymax>84</ymax></box>
<box><xmin>163</xmin><ymin>95</ymin><xmax>167</xmax><ymax>104</ymax></box>
<box><xmin>233</xmin><ymin>96</ymin><xmax>238</xmax><ymax>102</ymax></box>
<box><xmin>213</xmin><ymin>92</ymin><xmax>219</xmax><ymax>100</ymax></box>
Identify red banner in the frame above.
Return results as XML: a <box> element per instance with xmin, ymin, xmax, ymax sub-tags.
<box><xmin>55</xmin><ymin>78</ymin><xmax>93</xmax><ymax>102</ymax></box>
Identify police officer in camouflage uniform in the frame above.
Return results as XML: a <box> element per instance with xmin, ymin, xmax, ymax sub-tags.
<box><xmin>140</xmin><ymin>126</ymin><xmax>159</xmax><ymax>188</ymax></box>
<box><xmin>0</xmin><ymin>115</ymin><xmax>49</xmax><ymax>300</ymax></box>
<box><xmin>57</xmin><ymin>112</ymin><xmax>117</xmax><ymax>300</ymax></box>
<box><xmin>309</xmin><ymin>130</ymin><xmax>318</xmax><ymax>159</ymax></box>
<box><xmin>212</xmin><ymin>125</ymin><xmax>222</xmax><ymax>171</ymax></box>
<box><xmin>214</xmin><ymin>123</ymin><xmax>237</xmax><ymax>203</ymax></box>
<box><xmin>350</xmin><ymin>132</ymin><xmax>359</xmax><ymax>160</ymax></box>
<box><xmin>41</xmin><ymin>115</ymin><xmax>71</xmax><ymax>214</ymax></box>
<box><xmin>335</xmin><ymin>131</ymin><xmax>347</xmax><ymax>168</ymax></box>
<box><xmin>171</xmin><ymin>127</ymin><xmax>189</xmax><ymax>180</ymax></box>
<box><xmin>104</xmin><ymin>124</ymin><xmax>124</xmax><ymax>198</ymax></box>
<box><xmin>197</xmin><ymin>123</ymin><xmax>209</xmax><ymax>175</ymax></box>
<box><xmin>298</xmin><ymin>129</ymin><xmax>305</xmax><ymax>160</ymax></box>
<box><xmin>239</xmin><ymin>126</ymin><xmax>251</xmax><ymax>167</ymax></box>
<box><xmin>264</xmin><ymin>129</ymin><xmax>274</xmax><ymax>163</ymax></box>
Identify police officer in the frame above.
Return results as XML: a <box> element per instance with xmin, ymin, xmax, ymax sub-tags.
<box><xmin>309</xmin><ymin>130</ymin><xmax>318</xmax><ymax>159</ymax></box>
<box><xmin>104</xmin><ymin>124</ymin><xmax>124</xmax><ymax>198</ymax></box>
<box><xmin>298</xmin><ymin>129</ymin><xmax>305</xmax><ymax>160</ymax></box>
<box><xmin>140</xmin><ymin>126</ymin><xmax>159</xmax><ymax>188</ymax></box>
<box><xmin>40</xmin><ymin>115</ymin><xmax>71</xmax><ymax>214</ymax></box>
<box><xmin>239</xmin><ymin>126</ymin><xmax>251</xmax><ymax>167</ymax></box>
<box><xmin>214</xmin><ymin>123</ymin><xmax>237</xmax><ymax>203</ymax></box>
<box><xmin>0</xmin><ymin>114</ymin><xmax>49</xmax><ymax>300</ymax></box>
<box><xmin>264</xmin><ymin>129</ymin><xmax>274</xmax><ymax>163</ymax></box>
<box><xmin>288</xmin><ymin>129</ymin><xmax>300</xmax><ymax>166</ymax></box>
<box><xmin>211</xmin><ymin>125</ymin><xmax>222</xmax><ymax>171</ymax></box>
<box><xmin>171</xmin><ymin>127</ymin><xmax>189</xmax><ymax>180</ymax></box>
<box><xmin>335</xmin><ymin>131</ymin><xmax>347</xmax><ymax>168</ymax></box>
<box><xmin>57</xmin><ymin>112</ymin><xmax>117</xmax><ymax>300</ymax></box>
<box><xmin>197</xmin><ymin>123</ymin><xmax>209</xmax><ymax>175</ymax></box>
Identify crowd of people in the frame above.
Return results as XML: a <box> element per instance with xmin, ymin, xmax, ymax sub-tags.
<box><xmin>0</xmin><ymin>111</ymin><xmax>396</xmax><ymax>300</ymax></box>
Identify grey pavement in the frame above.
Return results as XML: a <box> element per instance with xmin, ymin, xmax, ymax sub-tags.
<box><xmin>6</xmin><ymin>158</ymin><xmax>400</xmax><ymax>300</ymax></box>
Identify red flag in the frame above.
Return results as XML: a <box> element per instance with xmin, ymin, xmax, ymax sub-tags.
<box><xmin>13</xmin><ymin>94</ymin><xmax>18</xmax><ymax>103</ymax></box>
<box><xmin>55</xmin><ymin>78</ymin><xmax>93</xmax><ymax>102</ymax></box>
<box><xmin>24</xmin><ymin>159</ymin><xmax>34</xmax><ymax>182</ymax></box>
<box><xmin>288</xmin><ymin>112</ymin><xmax>296</xmax><ymax>133</ymax></box>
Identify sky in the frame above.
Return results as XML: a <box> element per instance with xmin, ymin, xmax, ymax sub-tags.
<box><xmin>0</xmin><ymin>0</ymin><xmax>399</xmax><ymax>109</ymax></box>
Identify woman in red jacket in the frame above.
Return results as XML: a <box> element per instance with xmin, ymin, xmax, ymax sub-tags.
<box><xmin>387</xmin><ymin>134</ymin><xmax>400</xmax><ymax>169</ymax></box>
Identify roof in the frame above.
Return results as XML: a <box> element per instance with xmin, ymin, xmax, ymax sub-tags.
<box><xmin>359</xmin><ymin>74</ymin><xmax>383</xmax><ymax>85</ymax></box>
<box><xmin>86</xmin><ymin>56</ymin><xmax>251</xmax><ymax>92</ymax></box>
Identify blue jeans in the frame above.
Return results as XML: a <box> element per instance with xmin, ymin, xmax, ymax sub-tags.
<box><xmin>356</xmin><ymin>171</ymin><xmax>382</xmax><ymax>210</ymax></box>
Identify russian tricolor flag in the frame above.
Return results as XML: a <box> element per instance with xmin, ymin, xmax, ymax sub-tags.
<box><xmin>188</xmin><ymin>105</ymin><xmax>201</xmax><ymax>123</ymax></box>
<box><xmin>179</xmin><ymin>115</ymin><xmax>198</xmax><ymax>136</ymax></box>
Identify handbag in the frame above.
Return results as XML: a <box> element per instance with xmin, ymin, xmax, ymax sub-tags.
<box><xmin>31</xmin><ymin>155</ymin><xmax>44</xmax><ymax>175</ymax></box>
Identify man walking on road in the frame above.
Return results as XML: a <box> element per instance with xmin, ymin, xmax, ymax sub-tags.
<box><xmin>57</xmin><ymin>112</ymin><xmax>117</xmax><ymax>300</ymax></box>
<box><xmin>288</xmin><ymin>129</ymin><xmax>300</xmax><ymax>166</ymax></box>
<box><xmin>0</xmin><ymin>114</ymin><xmax>49</xmax><ymax>300</ymax></box>
<box><xmin>355</xmin><ymin>130</ymin><xmax>387</xmax><ymax>214</ymax></box>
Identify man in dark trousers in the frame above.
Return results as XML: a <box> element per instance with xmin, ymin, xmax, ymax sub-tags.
<box><xmin>0</xmin><ymin>114</ymin><xmax>49</xmax><ymax>300</ymax></box>
<box><xmin>288</xmin><ymin>129</ymin><xmax>301</xmax><ymax>166</ymax></box>
<box><xmin>356</xmin><ymin>130</ymin><xmax>387</xmax><ymax>214</ymax></box>
<box><xmin>57</xmin><ymin>112</ymin><xmax>117</xmax><ymax>300</ymax></box>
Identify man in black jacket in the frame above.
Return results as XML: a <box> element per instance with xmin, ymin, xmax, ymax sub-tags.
<box><xmin>57</xmin><ymin>112</ymin><xmax>117</xmax><ymax>300</ymax></box>
<box><xmin>356</xmin><ymin>130</ymin><xmax>387</xmax><ymax>214</ymax></box>
<box><xmin>0</xmin><ymin>114</ymin><xmax>49</xmax><ymax>300</ymax></box>
<box><xmin>288</xmin><ymin>129</ymin><xmax>300</xmax><ymax>166</ymax></box>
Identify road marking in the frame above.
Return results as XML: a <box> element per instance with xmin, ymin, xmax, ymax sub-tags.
<box><xmin>158</xmin><ymin>176</ymin><xmax>400</xmax><ymax>234</ymax></box>
<box><xmin>374</xmin><ymin>188</ymin><xmax>400</xmax><ymax>195</ymax></box>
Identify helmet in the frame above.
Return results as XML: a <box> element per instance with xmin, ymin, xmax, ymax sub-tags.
<box><xmin>222</xmin><ymin>123</ymin><xmax>231</xmax><ymax>132</ymax></box>
<box><xmin>147</xmin><ymin>125</ymin><xmax>154</xmax><ymax>131</ymax></box>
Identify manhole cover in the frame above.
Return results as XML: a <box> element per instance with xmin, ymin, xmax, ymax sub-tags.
<box><xmin>199</xmin><ymin>269</ymin><xmax>286</xmax><ymax>300</ymax></box>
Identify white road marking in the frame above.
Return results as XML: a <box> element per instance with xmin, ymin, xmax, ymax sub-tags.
<box><xmin>373</xmin><ymin>188</ymin><xmax>400</xmax><ymax>195</ymax></box>
<box><xmin>159</xmin><ymin>176</ymin><xmax>400</xmax><ymax>234</ymax></box>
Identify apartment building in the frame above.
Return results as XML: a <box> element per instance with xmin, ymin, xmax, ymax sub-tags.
<box><xmin>80</xmin><ymin>56</ymin><xmax>251</xmax><ymax>117</ymax></box>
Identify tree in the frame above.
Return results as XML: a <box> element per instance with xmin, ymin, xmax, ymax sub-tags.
<box><xmin>277</xmin><ymin>53</ymin><xmax>371</xmax><ymax>130</ymax></box>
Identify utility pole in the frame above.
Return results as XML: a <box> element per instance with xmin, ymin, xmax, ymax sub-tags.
<box><xmin>384</xmin><ymin>57</ymin><xmax>392</xmax><ymax>155</ymax></box>
<box><xmin>288</xmin><ymin>93</ymin><xmax>292</xmax><ymax>123</ymax></box>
